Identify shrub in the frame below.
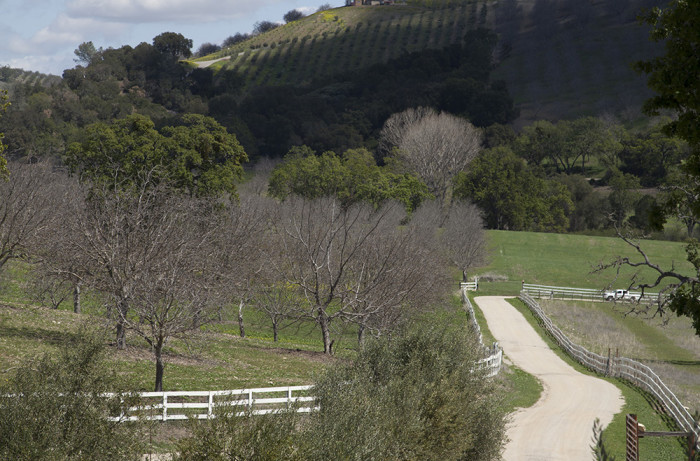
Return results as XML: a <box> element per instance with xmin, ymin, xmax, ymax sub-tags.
<box><xmin>299</xmin><ymin>327</ymin><xmax>506</xmax><ymax>460</ymax></box>
<box><xmin>0</xmin><ymin>329</ymin><xmax>145</xmax><ymax>460</ymax></box>
<box><xmin>175</xmin><ymin>328</ymin><xmax>505</xmax><ymax>460</ymax></box>
<box><xmin>175</xmin><ymin>407</ymin><xmax>302</xmax><ymax>461</ymax></box>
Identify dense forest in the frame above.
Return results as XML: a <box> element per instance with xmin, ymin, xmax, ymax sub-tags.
<box><xmin>0</xmin><ymin>0</ymin><xmax>691</xmax><ymax>239</ymax></box>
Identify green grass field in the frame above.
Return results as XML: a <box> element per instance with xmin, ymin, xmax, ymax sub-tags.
<box><xmin>1</xmin><ymin>229</ymin><xmax>697</xmax><ymax>455</ymax></box>
<box><xmin>475</xmin><ymin>230</ymin><xmax>694</xmax><ymax>292</ymax></box>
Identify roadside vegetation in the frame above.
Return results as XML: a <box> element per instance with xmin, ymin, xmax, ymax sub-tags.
<box><xmin>506</xmin><ymin>298</ymin><xmax>689</xmax><ymax>460</ymax></box>
<box><xmin>1</xmin><ymin>0</ymin><xmax>699</xmax><ymax>458</ymax></box>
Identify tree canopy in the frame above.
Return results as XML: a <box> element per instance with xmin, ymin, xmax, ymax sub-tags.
<box><xmin>268</xmin><ymin>146</ymin><xmax>431</xmax><ymax>212</ymax></box>
<box><xmin>153</xmin><ymin>32</ymin><xmax>193</xmax><ymax>59</ymax></box>
<box><xmin>605</xmin><ymin>0</ymin><xmax>700</xmax><ymax>337</ymax></box>
<box><xmin>454</xmin><ymin>146</ymin><xmax>572</xmax><ymax>232</ymax></box>
<box><xmin>65</xmin><ymin>114</ymin><xmax>247</xmax><ymax>196</ymax></box>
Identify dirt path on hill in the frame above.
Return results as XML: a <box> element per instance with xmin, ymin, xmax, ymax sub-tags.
<box><xmin>195</xmin><ymin>56</ymin><xmax>231</xmax><ymax>68</ymax></box>
<box><xmin>474</xmin><ymin>296</ymin><xmax>624</xmax><ymax>460</ymax></box>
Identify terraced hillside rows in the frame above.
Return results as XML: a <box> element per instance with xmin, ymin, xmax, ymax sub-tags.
<box><xmin>192</xmin><ymin>0</ymin><xmax>665</xmax><ymax>125</ymax></box>
<box><xmin>194</xmin><ymin>1</ymin><xmax>489</xmax><ymax>88</ymax></box>
<box><xmin>0</xmin><ymin>67</ymin><xmax>61</xmax><ymax>92</ymax></box>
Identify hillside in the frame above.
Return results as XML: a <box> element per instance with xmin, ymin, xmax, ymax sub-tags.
<box><xmin>192</xmin><ymin>0</ymin><xmax>665</xmax><ymax>126</ymax></box>
<box><xmin>0</xmin><ymin>66</ymin><xmax>61</xmax><ymax>92</ymax></box>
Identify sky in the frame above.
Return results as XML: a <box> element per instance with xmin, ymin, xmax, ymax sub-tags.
<box><xmin>0</xmin><ymin>0</ymin><xmax>341</xmax><ymax>76</ymax></box>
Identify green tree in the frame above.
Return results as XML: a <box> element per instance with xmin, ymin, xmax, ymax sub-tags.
<box><xmin>618</xmin><ymin>124</ymin><xmax>687</xmax><ymax>187</ymax></box>
<box><xmin>74</xmin><ymin>41</ymin><xmax>101</xmax><ymax>65</ymax></box>
<box><xmin>604</xmin><ymin>0</ymin><xmax>700</xmax><ymax>338</ymax></box>
<box><xmin>454</xmin><ymin>147</ymin><xmax>572</xmax><ymax>232</ymax></box>
<box><xmin>0</xmin><ymin>331</ymin><xmax>145</xmax><ymax>460</ymax></box>
<box><xmin>606</xmin><ymin>169</ymin><xmax>642</xmax><ymax>227</ymax></box>
<box><xmin>302</xmin><ymin>327</ymin><xmax>505</xmax><ymax>460</ymax></box>
<box><xmin>152</xmin><ymin>32</ymin><xmax>193</xmax><ymax>58</ymax></box>
<box><xmin>514</xmin><ymin>118</ymin><xmax>620</xmax><ymax>176</ymax></box>
<box><xmin>65</xmin><ymin>114</ymin><xmax>246</xmax><ymax>197</ymax></box>
<box><xmin>634</xmin><ymin>1</ymin><xmax>700</xmax><ymax>150</ymax></box>
<box><xmin>268</xmin><ymin>146</ymin><xmax>431</xmax><ymax>212</ymax></box>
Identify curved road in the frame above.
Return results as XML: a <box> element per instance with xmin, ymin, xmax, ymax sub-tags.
<box><xmin>474</xmin><ymin>296</ymin><xmax>624</xmax><ymax>460</ymax></box>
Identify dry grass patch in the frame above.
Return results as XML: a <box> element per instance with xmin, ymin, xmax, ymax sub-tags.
<box><xmin>538</xmin><ymin>299</ymin><xmax>700</xmax><ymax>415</ymax></box>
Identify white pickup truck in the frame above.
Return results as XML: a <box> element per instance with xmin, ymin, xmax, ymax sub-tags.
<box><xmin>603</xmin><ymin>289</ymin><xmax>641</xmax><ymax>302</ymax></box>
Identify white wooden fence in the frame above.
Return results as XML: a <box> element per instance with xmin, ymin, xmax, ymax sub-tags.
<box><xmin>519</xmin><ymin>292</ymin><xmax>699</xmax><ymax>449</ymax></box>
<box><xmin>107</xmin><ymin>290</ymin><xmax>501</xmax><ymax>422</ymax></box>
<box><xmin>462</xmin><ymin>287</ymin><xmax>503</xmax><ymax>378</ymax></box>
<box><xmin>521</xmin><ymin>283</ymin><xmax>661</xmax><ymax>303</ymax></box>
<box><xmin>460</xmin><ymin>279</ymin><xmax>478</xmax><ymax>291</ymax></box>
<box><xmin>113</xmin><ymin>385</ymin><xmax>315</xmax><ymax>422</ymax></box>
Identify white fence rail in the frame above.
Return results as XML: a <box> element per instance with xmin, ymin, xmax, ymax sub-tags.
<box><xmin>113</xmin><ymin>385</ymin><xmax>315</xmax><ymax>422</ymax></box>
<box><xmin>519</xmin><ymin>292</ymin><xmax>699</xmax><ymax>449</ymax></box>
<box><xmin>460</xmin><ymin>279</ymin><xmax>478</xmax><ymax>291</ymax></box>
<box><xmin>462</xmin><ymin>287</ymin><xmax>502</xmax><ymax>378</ymax></box>
<box><xmin>522</xmin><ymin>283</ymin><xmax>661</xmax><ymax>303</ymax></box>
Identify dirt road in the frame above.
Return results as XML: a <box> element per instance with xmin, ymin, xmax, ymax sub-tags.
<box><xmin>474</xmin><ymin>296</ymin><xmax>624</xmax><ymax>460</ymax></box>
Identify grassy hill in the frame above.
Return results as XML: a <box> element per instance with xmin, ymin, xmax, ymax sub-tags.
<box><xmin>192</xmin><ymin>0</ymin><xmax>665</xmax><ymax>126</ymax></box>
<box><xmin>1</xmin><ymin>229</ymin><xmax>696</xmax><ymax>454</ymax></box>
<box><xmin>474</xmin><ymin>230</ymin><xmax>695</xmax><ymax>293</ymax></box>
<box><xmin>0</xmin><ymin>66</ymin><xmax>61</xmax><ymax>93</ymax></box>
<box><xmin>194</xmin><ymin>1</ymin><xmax>489</xmax><ymax>87</ymax></box>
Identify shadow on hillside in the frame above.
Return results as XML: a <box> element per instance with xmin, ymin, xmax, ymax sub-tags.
<box><xmin>0</xmin><ymin>324</ymin><xmax>85</xmax><ymax>348</ymax></box>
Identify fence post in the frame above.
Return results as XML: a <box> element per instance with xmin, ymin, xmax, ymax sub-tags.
<box><xmin>163</xmin><ymin>394</ymin><xmax>168</xmax><ymax>422</ymax></box>
<box><xmin>248</xmin><ymin>390</ymin><xmax>253</xmax><ymax>410</ymax></box>
<box><xmin>208</xmin><ymin>391</ymin><xmax>213</xmax><ymax>418</ymax></box>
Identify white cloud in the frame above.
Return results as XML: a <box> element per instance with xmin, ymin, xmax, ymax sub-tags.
<box><xmin>7</xmin><ymin>53</ymin><xmax>69</xmax><ymax>76</ymax></box>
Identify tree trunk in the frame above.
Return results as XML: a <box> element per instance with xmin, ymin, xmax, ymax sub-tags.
<box><xmin>358</xmin><ymin>323</ymin><xmax>366</xmax><ymax>348</ymax></box>
<box><xmin>116</xmin><ymin>300</ymin><xmax>128</xmax><ymax>350</ymax></box>
<box><xmin>238</xmin><ymin>300</ymin><xmax>245</xmax><ymax>338</ymax></box>
<box><xmin>73</xmin><ymin>282</ymin><xmax>81</xmax><ymax>314</ymax></box>
<box><xmin>116</xmin><ymin>321</ymin><xmax>126</xmax><ymax>350</ymax></box>
<box><xmin>319</xmin><ymin>310</ymin><xmax>332</xmax><ymax>354</ymax></box>
<box><xmin>154</xmin><ymin>342</ymin><xmax>164</xmax><ymax>392</ymax></box>
<box><xmin>273</xmin><ymin>319</ymin><xmax>278</xmax><ymax>342</ymax></box>
<box><xmin>462</xmin><ymin>269</ymin><xmax>468</xmax><ymax>282</ymax></box>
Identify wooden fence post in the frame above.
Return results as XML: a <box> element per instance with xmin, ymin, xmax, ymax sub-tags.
<box><xmin>626</xmin><ymin>414</ymin><xmax>639</xmax><ymax>461</ymax></box>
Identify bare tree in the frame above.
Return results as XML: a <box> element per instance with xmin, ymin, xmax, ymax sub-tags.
<box><xmin>122</xmin><ymin>192</ymin><xmax>224</xmax><ymax>391</ymax></box>
<box><xmin>268</xmin><ymin>197</ymin><xmax>445</xmax><ymax>353</ymax></box>
<box><xmin>30</xmin><ymin>174</ymin><xmax>91</xmax><ymax>313</ymax></box>
<box><xmin>217</xmin><ymin>193</ymin><xmax>277</xmax><ymax>338</ymax></box>
<box><xmin>61</xmin><ymin>176</ymin><xmax>224</xmax><ymax>390</ymax></box>
<box><xmin>438</xmin><ymin>201</ymin><xmax>488</xmax><ymax>282</ymax></box>
<box><xmin>596</xmin><ymin>227</ymin><xmax>700</xmax><ymax>336</ymax></box>
<box><xmin>348</xmin><ymin>204</ymin><xmax>449</xmax><ymax>346</ymax></box>
<box><xmin>0</xmin><ymin>162</ymin><xmax>64</xmax><ymax>278</ymax></box>
<box><xmin>252</xmin><ymin>282</ymin><xmax>299</xmax><ymax>342</ymax></box>
<box><xmin>380</xmin><ymin>108</ymin><xmax>482</xmax><ymax>210</ymax></box>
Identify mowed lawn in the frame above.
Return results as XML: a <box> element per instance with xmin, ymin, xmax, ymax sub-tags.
<box><xmin>1</xmin><ymin>230</ymin><xmax>696</xmax><ymax>395</ymax></box>
<box><xmin>475</xmin><ymin>230</ymin><xmax>694</xmax><ymax>294</ymax></box>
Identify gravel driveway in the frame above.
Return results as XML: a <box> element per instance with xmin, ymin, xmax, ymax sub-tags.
<box><xmin>474</xmin><ymin>296</ymin><xmax>624</xmax><ymax>460</ymax></box>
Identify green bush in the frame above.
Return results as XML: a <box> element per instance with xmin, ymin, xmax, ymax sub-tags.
<box><xmin>175</xmin><ymin>327</ymin><xmax>505</xmax><ymax>460</ymax></box>
<box><xmin>175</xmin><ymin>407</ymin><xmax>302</xmax><ymax>461</ymax></box>
<box><xmin>301</xmin><ymin>327</ymin><xmax>506</xmax><ymax>460</ymax></box>
<box><xmin>0</xmin><ymin>329</ymin><xmax>145</xmax><ymax>460</ymax></box>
